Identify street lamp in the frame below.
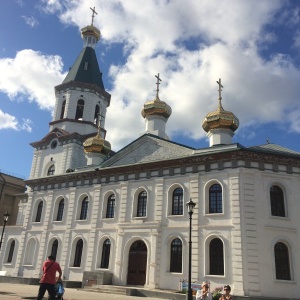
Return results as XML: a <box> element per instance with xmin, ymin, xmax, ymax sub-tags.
<box><xmin>0</xmin><ymin>211</ymin><xmax>10</xmax><ymax>251</ymax></box>
<box><xmin>186</xmin><ymin>199</ymin><xmax>196</xmax><ymax>300</ymax></box>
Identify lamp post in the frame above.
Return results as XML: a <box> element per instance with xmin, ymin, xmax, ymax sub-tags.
<box><xmin>0</xmin><ymin>211</ymin><xmax>10</xmax><ymax>251</ymax></box>
<box><xmin>186</xmin><ymin>199</ymin><xmax>196</xmax><ymax>300</ymax></box>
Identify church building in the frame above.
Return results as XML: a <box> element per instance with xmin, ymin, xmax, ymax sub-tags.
<box><xmin>1</xmin><ymin>16</ymin><xmax>300</xmax><ymax>299</ymax></box>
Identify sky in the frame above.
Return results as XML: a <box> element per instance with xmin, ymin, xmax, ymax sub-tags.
<box><xmin>1</xmin><ymin>0</ymin><xmax>300</xmax><ymax>179</ymax></box>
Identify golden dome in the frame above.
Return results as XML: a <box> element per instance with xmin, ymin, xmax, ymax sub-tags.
<box><xmin>202</xmin><ymin>101</ymin><xmax>239</xmax><ymax>132</ymax></box>
<box><xmin>141</xmin><ymin>97</ymin><xmax>172</xmax><ymax>119</ymax></box>
<box><xmin>202</xmin><ymin>78</ymin><xmax>239</xmax><ymax>133</ymax></box>
<box><xmin>81</xmin><ymin>25</ymin><xmax>101</xmax><ymax>41</ymax></box>
<box><xmin>141</xmin><ymin>73</ymin><xmax>172</xmax><ymax>119</ymax></box>
<box><xmin>83</xmin><ymin>134</ymin><xmax>111</xmax><ymax>155</ymax></box>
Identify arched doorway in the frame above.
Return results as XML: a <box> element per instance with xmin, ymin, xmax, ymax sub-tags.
<box><xmin>127</xmin><ymin>240</ymin><xmax>147</xmax><ymax>285</ymax></box>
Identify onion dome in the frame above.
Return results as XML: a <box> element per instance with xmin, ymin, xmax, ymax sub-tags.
<box><xmin>141</xmin><ymin>73</ymin><xmax>172</xmax><ymax>119</ymax></box>
<box><xmin>81</xmin><ymin>25</ymin><xmax>101</xmax><ymax>42</ymax></box>
<box><xmin>202</xmin><ymin>78</ymin><xmax>239</xmax><ymax>132</ymax></box>
<box><xmin>83</xmin><ymin>133</ymin><xmax>111</xmax><ymax>155</ymax></box>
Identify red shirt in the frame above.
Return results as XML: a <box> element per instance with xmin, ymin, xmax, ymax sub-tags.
<box><xmin>40</xmin><ymin>259</ymin><xmax>62</xmax><ymax>284</ymax></box>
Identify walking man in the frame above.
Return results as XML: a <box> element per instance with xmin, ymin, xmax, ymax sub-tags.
<box><xmin>36</xmin><ymin>255</ymin><xmax>62</xmax><ymax>300</ymax></box>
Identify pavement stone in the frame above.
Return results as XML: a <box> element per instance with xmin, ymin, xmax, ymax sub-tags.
<box><xmin>0</xmin><ymin>283</ymin><xmax>165</xmax><ymax>300</ymax></box>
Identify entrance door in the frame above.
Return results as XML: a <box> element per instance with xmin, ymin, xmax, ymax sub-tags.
<box><xmin>127</xmin><ymin>240</ymin><xmax>147</xmax><ymax>285</ymax></box>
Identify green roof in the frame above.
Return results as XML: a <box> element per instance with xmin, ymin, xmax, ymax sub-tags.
<box><xmin>62</xmin><ymin>47</ymin><xmax>104</xmax><ymax>89</ymax></box>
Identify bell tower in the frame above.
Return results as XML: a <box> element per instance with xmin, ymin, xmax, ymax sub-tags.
<box><xmin>29</xmin><ymin>8</ymin><xmax>111</xmax><ymax>179</ymax></box>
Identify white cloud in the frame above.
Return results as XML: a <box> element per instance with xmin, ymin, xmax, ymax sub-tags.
<box><xmin>0</xmin><ymin>109</ymin><xmax>32</xmax><ymax>132</ymax></box>
<box><xmin>40</xmin><ymin>0</ymin><xmax>63</xmax><ymax>14</ymax></box>
<box><xmin>21</xmin><ymin>16</ymin><xmax>39</xmax><ymax>27</ymax></box>
<box><xmin>0</xmin><ymin>49</ymin><xmax>66</xmax><ymax>111</ymax></box>
<box><xmin>0</xmin><ymin>110</ymin><xmax>18</xmax><ymax>130</ymax></box>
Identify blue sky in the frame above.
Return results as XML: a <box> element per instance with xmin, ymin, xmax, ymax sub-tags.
<box><xmin>1</xmin><ymin>0</ymin><xmax>300</xmax><ymax>179</ymax></box>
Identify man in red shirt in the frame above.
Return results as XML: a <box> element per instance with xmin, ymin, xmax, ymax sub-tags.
<box><xmin>36</xmin><ymin>255</ymin><xmax>62</xmax><ymax>300</ymax></box>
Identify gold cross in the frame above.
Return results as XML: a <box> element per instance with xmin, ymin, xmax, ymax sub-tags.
<box><xmin>155</xmin><ymin>73</ymin><xmax>162</xmax><ymax>100</ymax></box>
<box><xmin>90</xmin><ymin>6</ymin><xmax>98</xmax><ymax>26</ymax></box>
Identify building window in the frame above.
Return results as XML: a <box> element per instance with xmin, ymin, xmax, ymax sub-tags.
<box><xmin>100</xmin><ymin>239</ymin><xmax>111</xmax><ymax>269</ymax></box>
<box><xmin>137</xmin><ymin>191</ymin><xmax>147</xmax><ymax>217</ymax></box>
<box><xmin>209</xmin><ymin>184</ymin><xmax>222</xmax><ymax>213</ymax></box>
<box><xmin>56</xmin><ymin>199</ymin><xmax>64</xmax><ymax>221</ymax></box>
<box><xmin>79</xmin><ymin>197</ymin><xmax>89</xmax><ymax>220</ymax></box>
<box><xmin>51</xmin><ymin>239</ymin><xmax>58</xmax><ymax>260</ymax></box>
<box><xmin>75</xmin><ymin>99</ymin><xmax>84</xmax><ymax>120</ymax></box>
<box><xmin>7</xmin><ymin>240</ymin><xmax>15</xmax><ymax>263</ymax></box>
<box><xmin>35</xmin><ymin>201</ymin><xmax>43</xmax><ymax>222</ymax></box>
<box><xmin>270</xmin><ymin>185</ymin><xmax>285</xmax><ymax>217</ymax></box>
<box><xmin>209</xmin><ymin>238</ymin><xmax>224</xmax><ymax>275</ymax></box>
<box><xmin>73</xmin><ymin>239</ymin><xmax>83</xmax><ymax>267</ymax></box>
<box><xmin>106</xmin><ymin>194</ymin><xmax>115</xmax><ymax>218</ymax></box>
<box><xmin>274</xmin><ymin>242</ymin><xmax>291</xmax><ymax>280</ymax></box>
<box><xmin>172</xmin><ymin>188</ymin><xmax>183</xmax><ymax>215</ymax></box>
<box><xmin>170</xmin><ymin>238</ymin><xmax>182</xmax><ymax>273</ymax></box>
<box><xmin>94</xmin><ymin>105</ymin><xmax>100</xmax><ymax>125</ymax></box>
<box><xmin>60</xmin><ymin>100</ymin><xmax>66</xmax><ymax>119</ymax></box>
<box><xmin>47</xmin><ymin>165</ymin><xmax>55</xmax><ymax>176</ymax></box>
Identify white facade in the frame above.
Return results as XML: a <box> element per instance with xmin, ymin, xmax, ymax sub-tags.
<box><xmin>1</xmin><ymin>22</ymin><xmax>300</xmax><ymax>300</ymax></box>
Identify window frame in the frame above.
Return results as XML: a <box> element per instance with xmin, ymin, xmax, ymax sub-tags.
<box><xmin>106</xmin><ymin>194</ymin><xmax>115</xmax><ymax>219</ymax></box>
<box><xmin>170</xmin><ymin>238</ymin><xmax>183</xmax><ymax>273</ymax></box>
<box><xmin>270</xmin><ymin>185</ymin><xmax>286</xmax><ymax>217</ymax></box>
<box><xmin>100</xmin><ymin>239</ymin><xmax>111</xmax><ymax>269</ymax></box>
<box><xmin>79</xmin><ymin>197</ymin><xmax>89</xmax><ymax>220</ymax></box>
<box><xmin>35</xmin><ymin>201</ymin><xmax>43</xmax><ymax>222</ymax></box>
<box><xmin>73</xmin><ymin>239</ymin><xmax>83</xmax><ymax>267</ymax></box>
<box><xmin>274</xmin><ymin>242</ymin><xmax>291</xmax><ymax>280</ymax></box>
<box><xmin>56</xmin><ymin>199</ymin><xmax>64</xmax><ymax>221</ymax></box>
<box><xmin>209</xmin><ymin>238</ymin><xmax>224</xmax><ymax>276</ymax></box>
<box><xmin>136</xmin><ymin>191</ymin><xmax>147</xmax><ymax>217</ymax></box>
<box><xmin>7</xmin><ymin>240</ymin><xmax>15</xmax><ymax>263</ymax></box>
<box><xmin>171</xmin><ymin>188</ymin><xmax>184</xmax><ymax>215</ymax></box>
<box><xmin>209</xmin><ymin>184</ymin><xmax>223</xmax><ymax>214</ymax></box>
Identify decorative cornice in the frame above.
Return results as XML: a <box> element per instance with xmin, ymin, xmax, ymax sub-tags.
<box><xmin>25</xmin><ymin>148</ymin><xmax>300</xmax><ymax>189</ymax></box>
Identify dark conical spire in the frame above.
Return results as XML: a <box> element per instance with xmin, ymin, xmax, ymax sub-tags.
<box><xmin>62</xmin><ymin>9</ymin><xmax>104</xmax><ymax>90</ymax></box>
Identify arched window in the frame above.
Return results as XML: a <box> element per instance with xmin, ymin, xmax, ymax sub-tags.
<box><xmin>106</xmin><ymin>194</ymin><xmax>115</xmax><ymax>218</ymax></box>
<box><xmin>56</xmin><ymin>199</ymin><xmax>64</xmax><ymax>221</ymax></box>
<box><xmin>100</xmin><ymin>239</ymin><xmax>111</xmax><ymax>269</ymax></box>
<box><xmin>270</xmin><ymin>185</ymin><xmax>285</xmax><ymax>217</ymax></box>
<box><xmin>73</xmin><ymin>239</ymin><xmax>83</xmax><ymax>267</ymax></box>
<box><xmin>80</xmin><ymin>197</ymin><xmax>89</xmax><ymax>220</ymax></box>
<box><xmin>75</xmin><ymin>99</ymin><xmax>84</xmax><ymax>120</ymax></box>
<box><xmin>209</xmin><ymin>184</ymin><xmax>222</xmax><ymax>213</ymax></box>
<box><xmin>51</xmin><ymin>239</ymin><xmax>58</xmax><ymax>260</ymax></box>
<box><xmin>7</xmin><ymin>240</ymin><xmax>15</xmax><ymax>263</ymax></box>
<box><xmin>94</xmin><ymin>104</ymin><xmax>100</xmax><ymax>125</ymax></box>
<box><xmin>35</xmin><ymin>201</ymin><xmax>43</xmax><ymax>222</ymax></box>
<box><xmin>209</xmin><ymin>238</ymin><xmax>224</xmax><ymax>275</ymax></box>
<box><xmin>47</xmin><ymin>165</ymin><xmax>55</xmax><ymax>176</ymax></box>
<box><xmin>137</xmin><ymin>191</ymin><xmax>147</xmax><ymax>217</ymax></box>
<box><xmin>60</xmin><ymin>100</ymin><xmax>66</xmax><ymax>119</ymax></box>
<box><xmin>274</xmin><ymin>242</ymin><xmax>291</xmax><ymax>280</ymax></box>
<box><xmin>172</xmin><ymin>187</ymin><xmax>183</xmax><ymax>215</ymax></box>
<box><xmin>170</xmin><ymin>238</ymin><xmax>182</xmax><ymax>273</ymax></box>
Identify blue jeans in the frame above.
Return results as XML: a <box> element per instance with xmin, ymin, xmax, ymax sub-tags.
<box><xmin>36</xmin><ymin>283</ymin><xmax>56</xmax><ymax>300</ymax></box>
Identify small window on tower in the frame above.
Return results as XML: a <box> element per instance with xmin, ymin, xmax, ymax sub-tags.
<box><xmin>84</xmin><ymin>62</ymin><xmax>88</xmax><ymax>70</ymax></box>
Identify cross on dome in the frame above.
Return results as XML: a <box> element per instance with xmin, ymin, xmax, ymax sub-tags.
<box><xmin>155</xmin><ymin>73</ymin><xmax>162</xmax><ymax>100</ymax></box>
<box><xmin>216</xmin><ymin>78</ymin><xmax>223</xmax><ymax>100</ymax></box>
<box><xmin>90</xmin><ymin>6</ymin><xmax>98</xmax><ymax>26</ymax></box>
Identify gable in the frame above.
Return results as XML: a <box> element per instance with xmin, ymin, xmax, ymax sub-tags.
<box><xmin>102</xmin><ymin>135</ymin><xmax>193</xmax><ymax>168</ymax></box>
